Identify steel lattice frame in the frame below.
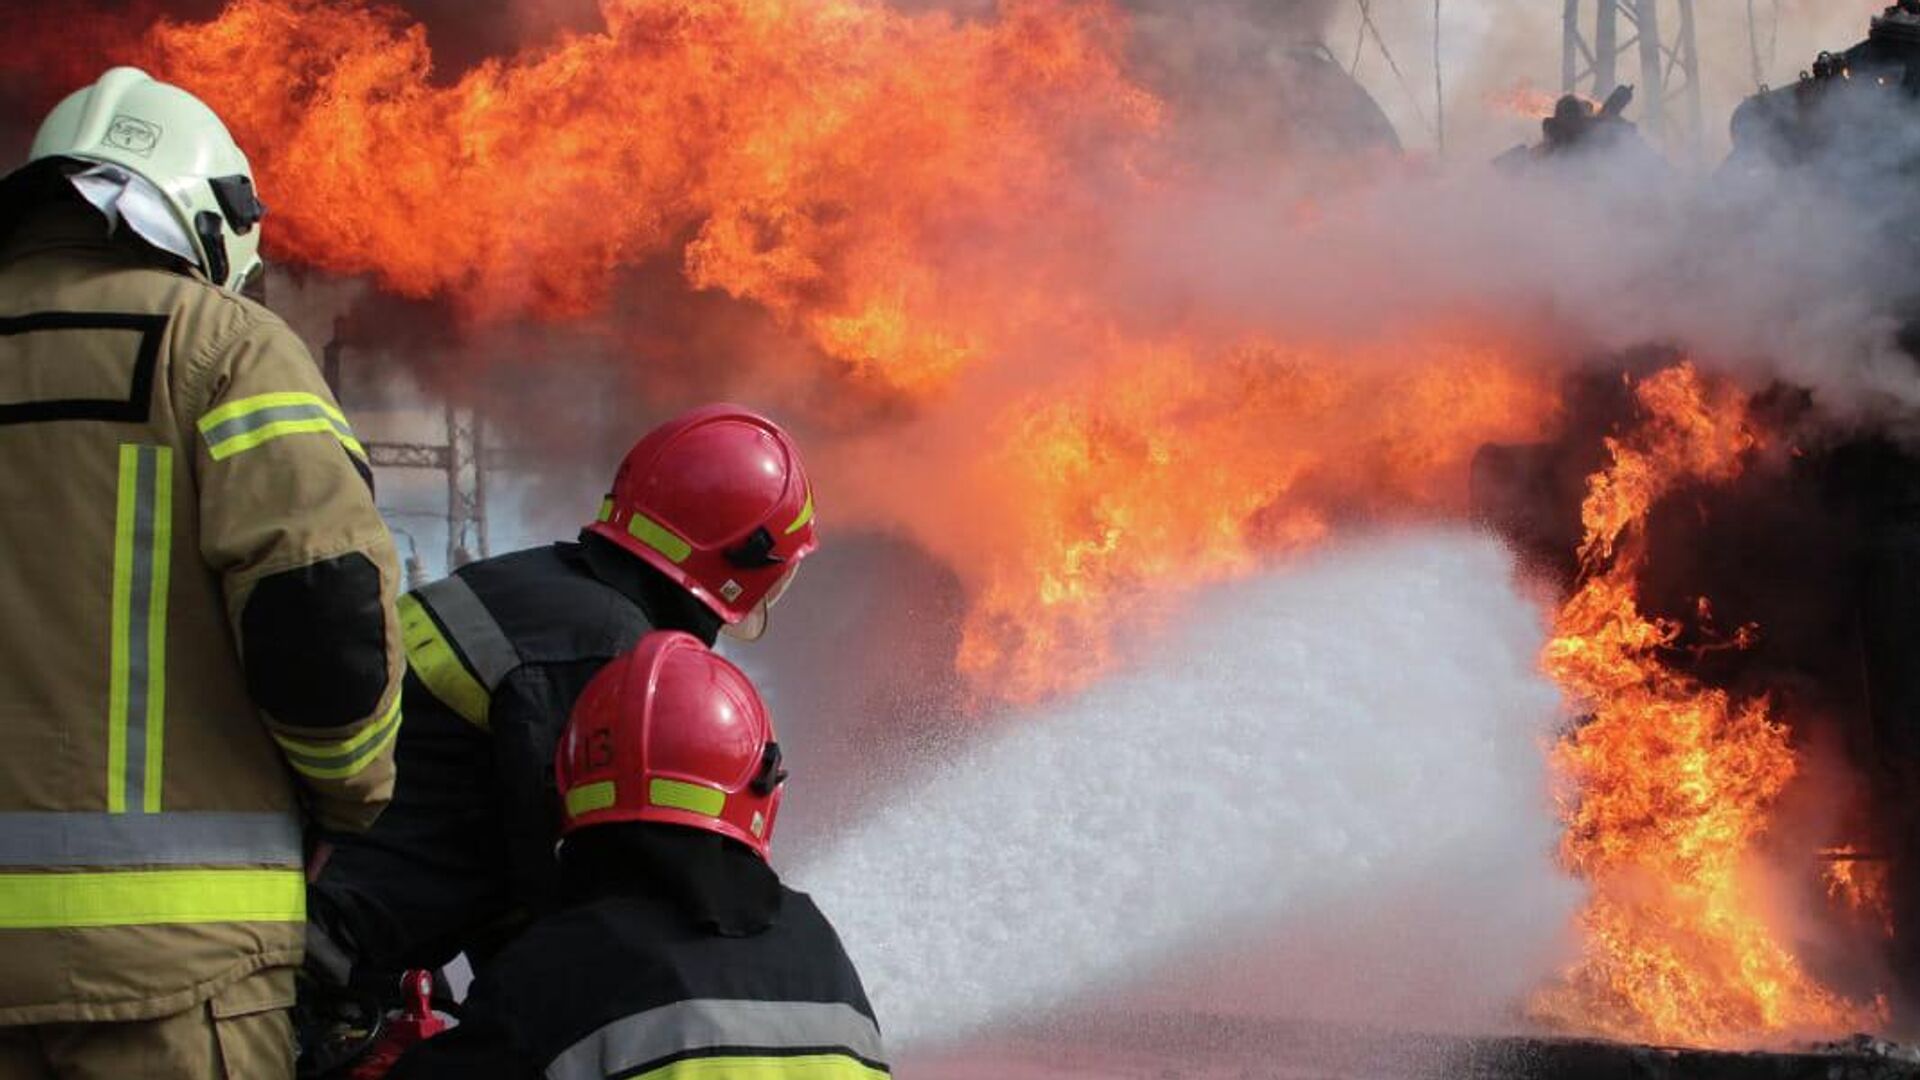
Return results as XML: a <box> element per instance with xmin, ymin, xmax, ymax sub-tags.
<box><xmin>1563</xmin><ymin>0</ymin><xmax>1703</xmax><ymax>156</ymax></box>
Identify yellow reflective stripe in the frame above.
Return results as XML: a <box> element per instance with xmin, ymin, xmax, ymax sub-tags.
<box><xmin>207</xmin><ymin>418</ymin><xmax>367</xmax><ymax>461</ymax></box>
<box><xmin>199</xmin><ymin>390</ymin><xmax>349</xmax><ymax>431</ymax></box>
<box><xmin>273</xmin><ymin>694</ymin><xmax>403</xmax><ymax>780</ymax></box>
<box><xmin>397</xmin><ymin>594</ymin><xmax>492</xmax><ymax>729</ymax></box>
<box><xmin>0</xmin><ymin>869</ymin><xmax>305</xmax><ymax>929</ymax></box>
<box><xmin>565</xmin><ymin>781</ymin><xmax>617</xmax><ymax>819</ymax></box>
<box><xmin>628</xmin><ymin>513</ymin><xmax>692</xmax><ymax>564</ymax></box>
<box><xmin>272</xmin><ymin>689</ymin><xmax>402</xmax><ymax>758</ymax></box>
<box><xmin>143</xmin><ymin>451</ymin><xmax>173</xmax><ymax>813</ymax></box>
<box><xmin>598</xmin><ymin>497</ymin><xmax>614</xmax><ymax>523</ymax></box>
<box><xmin>649</xmin><ymin>778</ymin><xmax>724</xmax><ymax>818</ymax></box>
<box><xmin>108</xmin><ymin>446</ymin><xmax>172</xmax><ymax>814</ymax></box>
<box><xmin>626</xmin><ymin>1055</ymin><xmax>889</xmax><ymax>1080</ymax></box>
<box><xmin>785</xmin><ymin>490</ymin><xmax>815</xmax><ymax>536</ymax></box>
<box><xmin>197</xmin><ymin>392</ymin><xmax>365</xmax><ymax>462</ymax></box>
<box><xmin>107</xmin><ymin>446</ymin><xmax>137</xmax><ymax>814</ymax></box>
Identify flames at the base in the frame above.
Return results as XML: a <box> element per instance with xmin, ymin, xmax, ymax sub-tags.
<box><xmin>1531</xmin><ymin>364</ymin><xmax>1882</xmax><ymax>1046</ymax></box>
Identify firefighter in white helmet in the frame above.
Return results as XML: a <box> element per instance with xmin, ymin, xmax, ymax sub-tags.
<box><xmin>0</xmin><ymin>68</ymin><xmax>405</xmax><ymax>1079</ymax></box>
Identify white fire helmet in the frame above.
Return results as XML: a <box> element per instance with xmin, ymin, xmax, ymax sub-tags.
<box><xmin>24</xmin><ymin>67</ymin><xmax>265</xmax><ymax>292</ymax></box>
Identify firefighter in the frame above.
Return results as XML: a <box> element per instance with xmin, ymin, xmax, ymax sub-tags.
<box><xmin>308</xmin><ymin>404</ymin><xmax>817</xmax><ymax>983</ymax></box>
<box><xmin>388</xmin><ymin>631</ymin><xmax>887</xmax><ymax>1080</ymax></box>
<box><xmin>0</xmin><ymin>68</ymin><xmax>405</xmax><ymax>1078</ymax></box>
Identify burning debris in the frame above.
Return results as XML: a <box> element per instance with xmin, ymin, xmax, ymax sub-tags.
<box><xmin>1527</xmin><ymin>364</ymin><xmax>1880</xmax><ymax>1045</ymax></box>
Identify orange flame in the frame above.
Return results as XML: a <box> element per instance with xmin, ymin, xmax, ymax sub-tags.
<box><xmin>20</xmin><ymin>6</ymin><xmax>1894</xmax><ymax>1044</ymax></box>
<box><xmin>955</xmin><ymin>334</ymin><xmax>1555</xmax><ymax>698</ymax></box>
<box><xmin>100</xmin><ymin>0</ymin><xmax>1565</xmax><ymax>702</ymax></box>
<box><xmin>126</xmin><ymin>0</ymin><xmax>1158</xmax><ymax>396</ymax></box>
<box><xmin>1822</xmin><ymin>847</ymin><xmax>1896</xmax><ymax>940</ymax></box>
<box><xmin>1484</xmin><ymin>81</ymin><xmax>1581</xmax><ymax>120</ymax></box>
<box><xmin>1532</xmin><ymin>365</ymin><xmax>1879</xmax><ymax>1045</ymax></box>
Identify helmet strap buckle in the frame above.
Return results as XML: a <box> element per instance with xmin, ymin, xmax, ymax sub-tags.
<box><xmin>193</xmin><ymin>210</ymin><xmax>229</xmax><ymax>286</ymax></box>
<box><xmin>750</xmin><ymin>741</ymin><xmax>787</xmax><ymax>796</ymax></box>
<box><xmin>724</xmin><ymin>526</ymin><xmax>784</xmax><ymax>569</ymax></box>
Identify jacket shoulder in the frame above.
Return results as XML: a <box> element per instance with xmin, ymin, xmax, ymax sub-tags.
<box><xmin>142</xmin><ymin>271</ymin><xmax>314</xmax><ymax>419</ymax></box>
<box><xmin>456</xmin><ymin>545</ymin><xmax>655</xmax><ymax>664</ymax></box>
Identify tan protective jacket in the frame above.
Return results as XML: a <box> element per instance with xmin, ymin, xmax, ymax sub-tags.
<box><xmin>0</xmin><ymin>207</ymin><xmax>404</xmax><ymax>1024</ymax></box>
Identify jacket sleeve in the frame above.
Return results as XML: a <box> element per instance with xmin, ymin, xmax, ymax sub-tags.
<box><xmin>189</xmin><ymin>309</ymin><xmax>404</xmax><ymax>833</ymax></box>
<box><xmin>491</xmin><ymin>660</ymin><xmax>610</xmax><ymax>913</ymax></box>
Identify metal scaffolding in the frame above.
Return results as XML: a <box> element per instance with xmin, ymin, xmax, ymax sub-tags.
<box><xmin>323</xmin><ymin>321</ymin><xmax>492</xmax><ymax>573</ymax></box>
<box><xmin>1563</xmin><ymin>0</ymin><xmax>1702</xmax><ymax>155</ymax></box>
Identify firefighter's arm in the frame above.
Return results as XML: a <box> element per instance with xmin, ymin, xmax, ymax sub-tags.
<box><xmin>490</xmin><ymin>662</ymin><xmax>605</xmax><ymax>905</ymax></box>
<box><xmin>190</xmin><ymin>309</ymin><xmax>404</xmax><ymax>832</ymax></box>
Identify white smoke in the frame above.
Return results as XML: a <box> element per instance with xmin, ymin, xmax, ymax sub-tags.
<box><xmin>792</xmin><ymin>529</ymin><xmax>1579</xmax><ymax>1051</ymax></box>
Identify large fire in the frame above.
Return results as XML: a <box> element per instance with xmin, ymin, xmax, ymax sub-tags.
<box><xmin>8</xmin><ymin>0</ymin><xmax>1902</xmax><ymax>1051</ymax></box>
<box><xmin>1530</xmin><ymin>364</ymin><xmax>1879</xmax><ymax>1045</ymax></box>
<box><xmin>123</xmin><ymin>0</ymin><xmax>1158</xmax><ymax>397</ymax></box>
<box><xmin>954</xmin><ymin>333</ymin><xmax>1554</xmax><ymax>697</ymax></box>
<box><xmin>70</xmin><ymin>0</ymin><xmax>1562</xmax><ymax>701</ymax></box>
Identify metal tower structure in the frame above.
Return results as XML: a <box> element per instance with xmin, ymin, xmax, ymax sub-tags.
<box><xmin>323</xmin><ymin>321</ymin><xmax>492</xmax><ymax>573</ymax></box>
<box><xmin>1562</xmin><ymin>0</ymin><xmax>1702</xmax><ymax>155</ymax></box>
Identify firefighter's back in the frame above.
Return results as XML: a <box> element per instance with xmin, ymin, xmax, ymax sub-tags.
<box><xmin>0</xmin><ymin>67</ymin><xmax>405</xmax><ymax>1080</ymax></box>
<box><xmin>0</xmin><ymin>208</ymin><xmax>311</xmax><ymax>1023</ymax></box>
<box><xmin>389</xmin><ymin>885</ymin><xmax>889</xmax><ymax>1080</ymax></box>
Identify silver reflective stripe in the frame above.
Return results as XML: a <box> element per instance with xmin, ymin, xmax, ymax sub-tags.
<box><xmin>416</xmin><ymin>576</ymin><xmax>518</xmax><ymax>689</ymax></box>
<box><xmin>0</xmin><ymin>811</ymin><xmax>302</xmax><ymax>867</ymax></box>
<box><xmin>123</xmin><ymin>445</ymin><xmax>159</xmax><ymax>812</ymax></box>
<box><xmin>545</xmin><ymin>999</ymin><xmax>886</xmax><ymax>1080</ymax></box>
<box><xmin>200</xmin><ymin>402</ymin><xmax>355</xmax><ymax>449</ymax></box>
<box><xmin>109</xmin><ymin>444</ymin><xmax>172</xmax><ymax>814</ymax></box>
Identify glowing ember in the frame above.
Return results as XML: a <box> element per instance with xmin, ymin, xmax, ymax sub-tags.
<box><xmin>1532</xmin><ymin>364</ymin><xmax>1879</xmax><ymax>1046</ymax></box>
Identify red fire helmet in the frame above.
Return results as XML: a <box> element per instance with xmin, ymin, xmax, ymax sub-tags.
<box><xmin>585</xmin><ymin>404</ymin><xmax>817</xmax><ymax>629</ymax></box>
<box><xmin>554</xmin><ymin>631</ymin><xmax>785</xmax><ymax>860</ymax></box>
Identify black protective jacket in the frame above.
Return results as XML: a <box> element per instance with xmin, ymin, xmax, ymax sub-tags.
<box><xmin>309</xmin><ymin>537</ymin><xmax>719</xmax><ymax>974</ymax></box>
<box><xmin>388</xmin><ymin>828</ymin><xmax>889</xmax><ymax>1080</ymax></box>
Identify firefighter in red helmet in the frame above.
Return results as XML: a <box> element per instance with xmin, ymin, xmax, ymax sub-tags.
<box><xmin>308</xmin><ymin>404</ymin><xmax>819</xmax><ymax>991</ymax></box>
<box><xmin>388</xmin><ymin>632</ymin><xmax>888</xmax><ymax>1080</ymax></box>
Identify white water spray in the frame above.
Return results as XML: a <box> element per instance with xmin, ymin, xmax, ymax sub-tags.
<box><xmin>793</xmin><ymin>529</ymin><xmax>1580</xmax><ymax>1051</ymax></box>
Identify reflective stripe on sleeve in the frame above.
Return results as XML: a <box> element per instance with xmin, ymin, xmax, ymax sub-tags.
<box><xmin>0</xmin><ymin>812</ymin><xmax>301</xmax><ymax>868</ymax></box>
<box><xmin>197</xmin><ymin>392</ymin><xmax>366</xmax><ymax>462</ymax></box>
<box><xmin>272</xmin><ymin>693</ymin><xmax>404</xmax><ymax>780</ymax></box>
<box><xmin>0</xmin><ymin>868</ymin><xmax>304</xmax><ymax>928</ymax></box>
<box><xmin>619</xmin><ymin>1055</ymin><xmax>890</xmax><ymax>1080</ymax></box>
<box><xmin>545</xmin><ymin>1000</ymin><xmax>888</xmax><ymax>1080</ymax></box>
<box><xmin>414</xmin><ymin>576</ymin><xmax>519</xmax><ymax>685</ymax></box>
<box><xmin>107</xmin><ymin>444</ymin><xmax>173</xmax><ymax>814</ymax></box>
<box><xmin>397</xmin><ymin>593</ymin><xmax>493</xmax><ymax>729</ymax></box>
<box><xmin>401</xmin><ymin>576</ymin><xmax>519</xmax><ymax>729</ymax></box>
